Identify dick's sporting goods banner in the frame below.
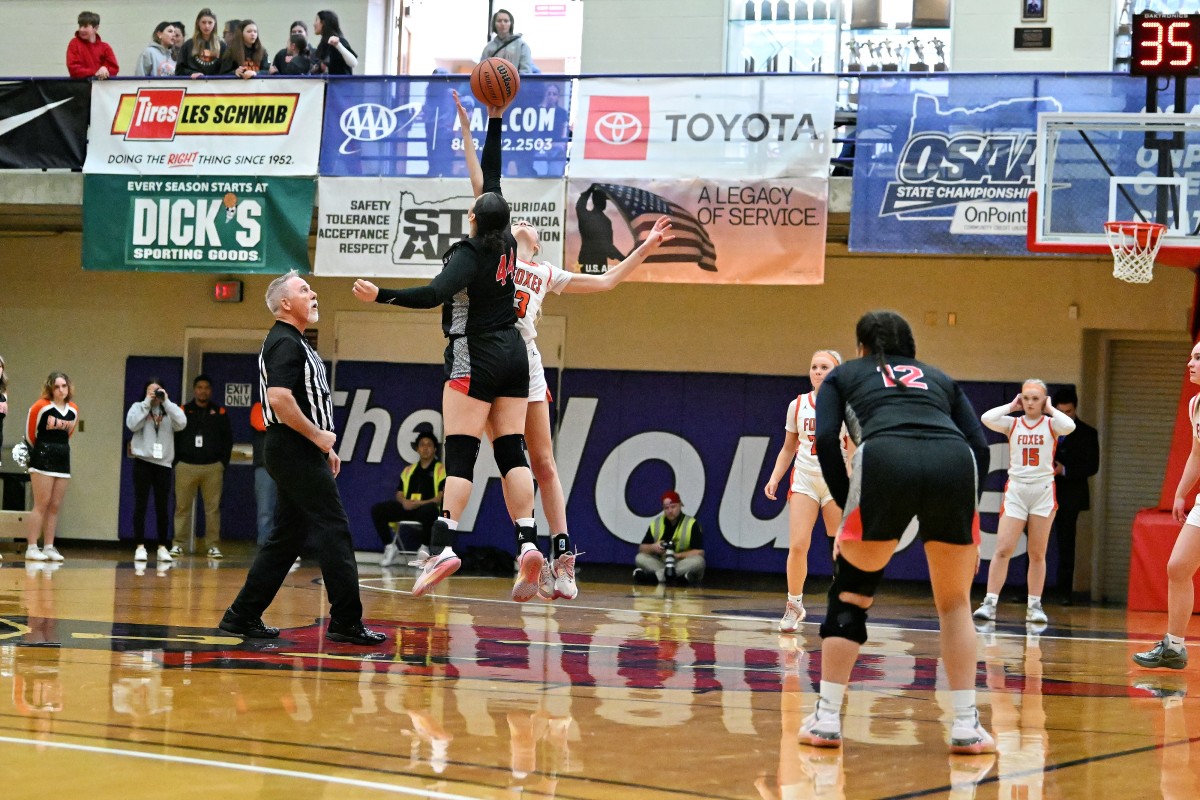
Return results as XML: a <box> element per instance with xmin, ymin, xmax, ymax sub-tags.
<box><xmin>81</xmin><ymin>174</ymin><xmax>313</xmax><ymax>272</ymax></box>
<box><xmin>0</xmin><ymin>79</ymin><xmax>90</xmax><ymax>169</ymax></box>
<box><xmin>564</xmin><ymin>178</ymin><xmax>825</xmax><ymax>284</ymax></box>
<box><xmin>568</xmin><ymin>76</ymin><xmax>837</xmax><ymax>179</ymax></box>
<box><xmin>320</xmin><ymin>76</ymin><xmax>573</xmax><ymax>178</ymax></box>
<box><xmin>84</xmin><ymin>78</ymin><xmax>323</xmax><ymax>175</ymax></box>
<box><xmin>849</xmin><ymin>73</ymin><xmax>1152</xmax><ymax>255</ymax></box>
<box><xmin>314</xmin><ymin>177</ymin><xmax>564</xmax><ymax>277</ymax></box>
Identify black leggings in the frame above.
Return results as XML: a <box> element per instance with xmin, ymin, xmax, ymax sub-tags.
<box><xmin>132</xmin><ymin>459</ymin><xmax>172</xmax><ymax>545</ymax></box>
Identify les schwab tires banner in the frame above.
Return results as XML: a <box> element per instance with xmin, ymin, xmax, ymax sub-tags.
<box><xmin>84</xmin><ymin>78</ymin><xmax>323</xmax><ymax>175</ymax></box>
<box><xmin>81</xmin><ymin>174</ymin><xmax>313</xmax><ymax>273</ymax></box>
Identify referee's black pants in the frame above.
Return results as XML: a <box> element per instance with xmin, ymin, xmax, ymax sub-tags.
<box><xmin>230</xmin><ymin>426</ymin><xmax>363</xmax><ymax>625</ymax></box>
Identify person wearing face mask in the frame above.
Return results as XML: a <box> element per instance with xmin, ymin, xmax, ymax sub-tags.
<box><xmin>126</xmin><ymin>379</ymin><xmax>186</xmax><ymax>562</ymax></box>
<box><xmin>480</xmin><ymin>8</ymin><xmax>533</xmax><ymax>73</ymax></box>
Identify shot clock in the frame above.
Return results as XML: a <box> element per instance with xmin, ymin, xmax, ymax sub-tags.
<box><xmin>1131</xmin><ymin>12</ymin><xmax>1200</xmax><ymax>77</ymax></box>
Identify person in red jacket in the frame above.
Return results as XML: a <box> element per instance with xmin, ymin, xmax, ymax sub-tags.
<box><xmin>66</xmin><ymin>11</ymin><xmax>119</xmax><ymax>79</ymax></box>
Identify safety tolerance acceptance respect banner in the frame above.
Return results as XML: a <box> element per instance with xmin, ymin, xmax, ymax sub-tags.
<box><xmin>82</xmin><ymin>174</ymin><xmax>314</xmax><ymax>273</ymax></box>
<box><xmin>85</xmin><ymin>78</ymin><xmax>324</xmax><ymax>175</ymax></box>
<box><xmin>568</xmin><ymin>76</ymin><xmax>837</xmax><ymax>180</ymax></box>
<box><xmin>565</xmin><ymin>177</ymin><xmax>826</xmax><ymax>285</ymax></box>
<box><xmin>314</xmin><ymin>178</ymin><xmax>565</xmax><ymax>278</ymax></box>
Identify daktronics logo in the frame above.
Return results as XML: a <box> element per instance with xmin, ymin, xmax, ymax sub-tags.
<box><xmin>111</xmin><ymin>90</ymin><xmax>299</xmax><ymax>140</ymax></box>
<box><xmin>125</xmin><ymin>88</ymin><xmax>185</xmax><ymax>141</ymax></box>
<box><xmin>584</xmin><ymin>96</ymin><xmax>649</xmax><ymax>160</ymax></box>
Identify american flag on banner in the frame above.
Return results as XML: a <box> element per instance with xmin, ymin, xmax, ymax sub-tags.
<box><xmin>590</xmin><ymin>182</ymin><xmax>718</xmax><ymax>272</ymax></box>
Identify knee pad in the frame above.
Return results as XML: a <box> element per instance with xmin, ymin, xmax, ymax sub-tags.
<box><xmin>818</xmin><ymin>555</ymin><xmax>885</xmax><ymax>645</ymax></box>
<box><xmin>444</xmin><ymin>435</ymin><xmax>480</xmax><ymax>479</ymax></box>
<box><xmin>493</xmin><ymin>434</ymin><xmax>528</xmax><ymax>476</ymax></box>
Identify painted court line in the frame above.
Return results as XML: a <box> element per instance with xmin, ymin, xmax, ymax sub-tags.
<box><xmin>0</xmin><ymin>734</ymin><xmax>477</xmax><ymax>799</ymax></box>
<box><xmin>359</xmin><ymin>579</ymin><xmax>1159</xmax><ymax>647</ymax></box>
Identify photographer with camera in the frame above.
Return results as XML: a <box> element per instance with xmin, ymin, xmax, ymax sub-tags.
<box><xmin>126</xmin><ymin>379</ymin><xmax>186</xmax><ymax>563</ymax></box>
<box><xmin>634</xmin><ymin>490</ymin><xmax>706</xmax><ymax>587</ymax></box>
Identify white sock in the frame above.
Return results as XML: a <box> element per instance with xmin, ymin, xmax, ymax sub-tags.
<box><xmin>441</xmin><ymin>518</ymin><xmax>459</xmax><ymax>531</ymax></box>
<box><xmin>818</xmin><ymin>681</ymin><xmax>846</xmax><ymax>713</ymax></box>
<box><xmin>951</xmin><ymin>689</ymin><xmax>976</xmax><ymax>722</ymax></box>
<box><xmin>1027</xmin><ymin>595</ymin><xmax>1042</xmax><ymax>607</ymax></box>
<box><xmin>516</xmin><ymin>517</ymin><xmax>535</xmax><ymax>528</ymax></box>
<box><xmin>519</xmin><ymin>542</ymin><xmax>538</xmax><ymax>555</ymax></box>
<box><xmin>984</xmin><ymin>593</ymin><xmax>998</xmax><ymax>605</ymax></box>
<box><xmin>1167</xmin><ymin>634</ymin><xmax>1186</xmax><ymax>649</ymax></box>
<box><xmin>788</xmin><ymin>593</ymin><xmax>803</xmax><ymax>605</ymax></box>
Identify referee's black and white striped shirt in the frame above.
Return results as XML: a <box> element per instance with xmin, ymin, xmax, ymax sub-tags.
<box><xmin>259</xmin><ymin>321</ymin><xmax>334</xmax><ymax>432</ymax></box>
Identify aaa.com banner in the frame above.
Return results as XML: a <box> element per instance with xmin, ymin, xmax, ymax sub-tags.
<box><xmin>85</xmin><ymin>78</ymin><xmax>323</xmax><ymax>175</ymax></box>
<box><xmin>564</xmin><ymin>178</ymin><xmax>825</xmax><ymax>284</ymax></box>
<box><xmin>320</xmin><ymin>76</ymin><xmax>572</xmax><ymax>178</ymax></box>
<box><xmin>81</xmin><ymin>173</ymin><xmax>313</xmax><ymax>272</ymax></box>
<box><xmin>849</xmin><ymin>73</ymin><xmax>1150</xmax><ymax>255</ymax></box>
<box><xmin>568</xmin><ymin>76</ymin><xmax>836</xmax><ymax>180</ymax></box>
<box><xmin>314</xmin><ymin>177</ymin><xmax>564</xmax><ymax>277</ymax></box>
<box><xmin>0</xmin><ymin>79</ymin><xmax>90</xmax><ymax>169</ymax></box>
<box><xmin>329</xmin><ymin>361</ymin><xmax>1042</xmax><ymax>582</ymax></box>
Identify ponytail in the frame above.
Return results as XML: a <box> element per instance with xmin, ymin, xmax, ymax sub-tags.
<box><xmin>855</xmin><ymin>310</ymin><xmax>916</xmax><ymax>387</ymax></box>
<box><xmin>473</xmin><ymin>191</ymin><xmax>511</xmax><ymax>255</ymax></box>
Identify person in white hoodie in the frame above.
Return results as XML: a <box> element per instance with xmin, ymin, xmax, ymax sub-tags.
<box><xmin>135</xmin><ymin>22</ymin><xmax>178</xmax><ymax>77</ymax></box>
<box><xmin>126</xmin><ymin>379</ymin><xmax>186</xmax><ymax>562</ymax></box>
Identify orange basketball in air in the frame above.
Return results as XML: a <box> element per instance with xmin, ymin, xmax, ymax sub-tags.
<box><xmin>470</xmin><ymin>57</ymin><xmax>520</xmax><ymax>107</ymax></box>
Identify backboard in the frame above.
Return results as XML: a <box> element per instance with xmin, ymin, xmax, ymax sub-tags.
<box><xmin>1028</xmin><ymin>112</ymin><xmax>1200</xmax><ymax>269</ymax></box>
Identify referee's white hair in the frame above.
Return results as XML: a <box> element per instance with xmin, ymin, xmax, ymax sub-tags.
<box><xmin>266</xmin><ymin>269</ymin><xmax>300</xmax><ymax>314</ymax></box>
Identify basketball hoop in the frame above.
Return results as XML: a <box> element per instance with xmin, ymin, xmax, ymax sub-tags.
<box><xmin>1104</xmin><ymin>220</ymin><xmax>1166</xmax><ymax>284</ymax></box>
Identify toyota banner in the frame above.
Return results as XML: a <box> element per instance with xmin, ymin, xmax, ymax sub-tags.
<box><xmin>568</xmin><ymin>76</ymin><xmax>838</xmax><ymax>179</ymax></box>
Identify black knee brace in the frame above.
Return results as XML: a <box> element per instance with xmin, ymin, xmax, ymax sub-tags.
<box><xmin>444</xmin><ymin>435</ymin><xmax>480</xmax><ymax>479</ymax></box>
<box><xmin>818</xmin><ymin>555</ymin><xmax>885</xmax><ymax>645</ymax></box>
<box><xmin>493</xmin><ymin>434</ymin><xmax>528</xmax><ymax>476</ymax></box>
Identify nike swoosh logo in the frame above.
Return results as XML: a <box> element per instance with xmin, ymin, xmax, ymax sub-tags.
<box><xmin>0</xmin><ymin>98</ymin><xmax>72</xmax><ymax>139</ymax></box>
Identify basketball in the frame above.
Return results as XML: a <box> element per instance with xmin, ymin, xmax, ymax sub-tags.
<box><xmin>470</xmin><ymin>57</ymin><xmax>520</xmax><ymax>108</ymax></box>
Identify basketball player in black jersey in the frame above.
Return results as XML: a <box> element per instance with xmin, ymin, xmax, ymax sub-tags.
<box><xmin>799</xmin><ymin>311</ymin><xmax>996</xmax><ymax>756</ymax></box>
<box><xmin>352</xmin><ymin>96</ymin><xmax>541</xmax><ymax>601</ymax></box>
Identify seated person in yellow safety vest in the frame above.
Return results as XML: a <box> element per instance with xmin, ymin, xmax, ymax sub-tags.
<box><xmin>634</xmin><ymin>490</ymin><xmax>706</xmax><ymax>586</ymax></box>
<box><xmin>375</xmin><ymin>430</ymin><xmax>446</xmax><ymax>567</ymax></box>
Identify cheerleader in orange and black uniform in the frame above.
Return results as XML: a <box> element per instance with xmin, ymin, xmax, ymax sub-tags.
<box><xmin>25</xmin><ymin>372</ymin><xmax>79</xmax><ymax>563</ymax></box>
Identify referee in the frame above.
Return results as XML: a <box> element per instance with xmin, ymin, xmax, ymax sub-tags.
<box><xmin>219</xmin><ymin>270</ymin><xmax>385</xmax><ymax>646</ymax></box>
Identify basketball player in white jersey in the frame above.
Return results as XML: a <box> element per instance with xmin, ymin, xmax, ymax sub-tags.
<box><xmin>453</xmin><ymin>91</ymin><xmax>673</xmax><ymax>599</ymax></box>
<box><xmin>764</xmin><ymin>350</ymin><xmax>849</xmax><ymax>632</ymax></box>
<box><xmin>974</xmin><ymin>380</ymin><xmax>1075</xmax><ymax>626</ymax></box>
<box><xmin>1133</xmin><ymin>340</ymin><xmax>1200</xmax><ymax>670</ymax></box>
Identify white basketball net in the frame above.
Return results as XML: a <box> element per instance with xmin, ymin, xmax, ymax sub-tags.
<box><xmin>1104</xmin><ymin>221</ymin><xmax>1165</xmax><ymax>284</ymax></box>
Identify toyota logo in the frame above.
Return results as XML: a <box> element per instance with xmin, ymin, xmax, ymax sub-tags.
<box><xmin>594</xmin><ymin>112</ymin><xmax>643</xmax><ymax>146</ymax></box>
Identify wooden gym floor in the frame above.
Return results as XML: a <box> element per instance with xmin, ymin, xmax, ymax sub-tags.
<box><xmin>0</xmin><ymin>544</ymin><xmax>1198</xmax><ymax>799</ymax></box>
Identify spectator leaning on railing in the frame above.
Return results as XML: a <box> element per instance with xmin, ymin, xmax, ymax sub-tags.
<box><xmin>67</xmin><ymin>10</ymin><xmax>118</xmax><ymax>79</ymax></box>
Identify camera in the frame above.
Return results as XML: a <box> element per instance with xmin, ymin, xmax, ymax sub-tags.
<box><xmin>154</xmin><ymin>389</ymin><xmax>166</xmax><ymax>400</ymax></box>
